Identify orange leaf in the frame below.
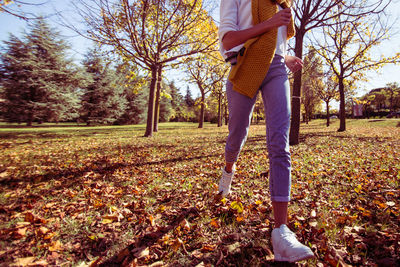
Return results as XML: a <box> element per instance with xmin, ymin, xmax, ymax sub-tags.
<box><xmin>25</xmin><ymin>212</ymin><xmax>35</xmax><ymax>223</ymax></box>
<box><xmin>236</xmin><ymin>216</ymin><xmax>244</xmax><ymax>222</ymax></box>
<box><xmin>171</xmin><ymin>238</ymin><xmax>183</xmax><ymax>252</ymax></box>
<box><xmin>48</xmin><ymin>240</ymin><xmax>63</xmax><ymax>252</ymax></box>
<box><xmin>210</xmin><ymin>218</ymin><xmax>220</xmax><ymax>228</ymax></box>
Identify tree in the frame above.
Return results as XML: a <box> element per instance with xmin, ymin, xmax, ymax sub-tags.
<box><xmin>211</xmin><ymin>74</ymin><xmax>228</xmax><ymax>127</ymax></box>
<box><xmin>69</xmin><ymin>0</ymin><xmax>217</xmax><ymax>136</ymax></box>
<box><xmin>209</xmin><ymin>59</ymin><xmax>229</xmax><ymax>127</ymax></box>
<box><xmin>384</xmin><ymin>82</ymin><xmax>400</xmax><ymax>112</ymax></box>
<box><xmin>0</xmin><ymin>0</ymin><xmax>46</xmax><ymax>20</ymax></box>
<box><xmin>289</xmin><ymin>0</ymin><xmax>391</xmax><ymax>144</ymax></box>
<box><xmin>185</xmin><ymin>52</ymin><xmax>226</xmax><ymax>128</ymax></box>
<box><xmin>168</xmin><ymin>81</ymin><xmax>186</xmax><ymax>122</ymax></box>
<box><xmin>80</xmin><ymin>49</ymin><xmax>127</xmax><ymax>125</ymax></box>
<box><xmin>359</xmin><ymin>83</ymin><xmax>400</xmax><ymax>117</ymax></box>
<box><xmin>0</xmin><ymin>19</ymin><xmax>84</xmax><ymax>125</ymax></box>
<box><xmin>301</xmin><ymin>48</ymin><xmax>323</xmax><ymax>124</ymax></box>
<box><xmin>114</xmin><ymin>62</ymin><xmax>147</xmax><ymax>125</ymax></box>
<box><xmin>315</xmin><ymin>74</ymin><xmax>339</xmax><ymax>126</ymax></box>
<box><xmin>184</xmin><ymin>86</ymin><xmax>195</xmax><ymax>107</ymax></box>
<box><xmin>315</xmin><ymin>1</ymin><xmax>399</xmax><ymax>131</ymax></box>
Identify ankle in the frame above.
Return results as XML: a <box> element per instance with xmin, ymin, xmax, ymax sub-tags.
<box><xmin>224</xmin><ymin>163</ymin><xmax>235</xmax><ymax>173</ymax></box>
<box><xmin>274</xmin><ymin>223</ymin><xmax>285</xmax><ymax>229</ymax></box>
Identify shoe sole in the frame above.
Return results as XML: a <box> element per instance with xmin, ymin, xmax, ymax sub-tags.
<box><xmin>275</xmin><ymin>252</ymin><xmax>314</xmax><ymax>263</ymax></box>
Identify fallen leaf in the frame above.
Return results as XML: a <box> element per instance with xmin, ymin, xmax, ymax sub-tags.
<box><xmin>25</xmin><ymin>212</ymin><xmax>35</xmax><ymax>223</ymax></box>
<box><xmin>201</xmin><ymin>244</ymin><xmax>216</xmax><ymax>252</ymax></box>
<box><xmin>38</xmin><ymin>226</ymin><xmax>50</xmax><ymax>235</ymax></box>
<box><xmin>102</xmin><ymin>218</ymin><xmax>114</xmax><ymax>224</ymax></box>
<box><xmin>311</xmin><ymin>210</ymin><xmax>317</xmax><ymax>217</ymax></box>
<box><xmin>11</xmin><ymin>257</ymin><xmax>35</xmax><ymax>266</ymax></box>
<box><xmin>48</xmin><ymin>240</ymin><xmax>63</xmax><ymax>252</ymax></box>
<box><xmin>14</xmin><ymin>227</ymin><xmax>27</xmax><ymax>239</ymax></box>
<box><xmin>210</xmin><ymin>218</ymin><xmax>220</xmax><ymax>228</ymax></box>
<box><xmin>236</xmin><ymin>216</ymin><xmax>244</xmax><ymax>222</ymax></box>
<box><xmin>386</xmin><ymin>201</ymin><xmax>395</xmax><ymax>207</ymax></box>
<box><xmin>230</xmin><ymin>201</ymin><xmax>244</xmax><ymax>213</ymax></box>
<box><xmin>180</xmin><ymin>219</ymin><xmax>190</xmax><ymax>231</ymax></box>
<box><xmin>171</xmin><ymin>238</ymin><xmax>183</xmax><ymax>252</ymax></box>
<box><xmin>133</xmin><ymin>246</ymin><xmax>149</xmax><ymax>259</ymax></box>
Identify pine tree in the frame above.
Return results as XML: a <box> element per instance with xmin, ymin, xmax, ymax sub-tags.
<box><xmin>0</xmin><ymin>18</ymin><xmax>84</xmax><ymax>125</ymax></box>
<box><xmin>80</xmin><ymin>49</ymin><xmax>127</xmax><ymax>125</ymax></box>
<box><xmin>168</xmin><ymin>81</ymin><xmax>184</xmax><ymax>122</ymax></box>
<box><xmin>184</xmin><ymin>86</ymin><xmax>195</xmax><ymax>107</ymax></box>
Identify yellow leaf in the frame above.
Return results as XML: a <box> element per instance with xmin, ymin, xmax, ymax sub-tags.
<box><xmin>158</xmin><ymin>205</ymin><xmax>166</xmax><ymax>212</ymax></box>
<box><xmin>354</xmin><ymin>184</ymin><xmax>362</xmax><ymax>194</ymax></box>
<box><xmin>88</xmin><ymin>235</ymin><xmax>97</xmax><ymax>241</ymax></box>
<box><xmin>231</xmin><ymin>201</ymin><xmax>244</xmax><ymax>213</ymax></box>
<box><xmin>102</xmin><ymin>218</ymin><xmax>114</xmax><ymax>224</ymax></box>
<box><xmin>221</xmin><ymin>198</ymin><xmax>227</xmax><ymax>205</ymax></box>
<box><xmin>48</xmin><ymin>240</ymin><xmax>63</xmax><ymax>252</ymax></box>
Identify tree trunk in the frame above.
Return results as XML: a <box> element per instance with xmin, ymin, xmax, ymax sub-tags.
<box><xmin>154</xmin><ymin>65</ymin><xmax>162</xmax><ymax>132</ymax></box>
<box><xmin>326</xmin><ymin>101</ymin><xmax>330</xmax><ymax>127</ymax></box>
<box><xmin>198</xmin><ymin>93</ymin><xmax>205</xmax><ymax>128</ymax></box>
<box><xmin>289</xmin><ymin>31</ymin><xmax>305</xmax><ymax>145</ymax></box>
<box><xmin>338</xmin><ymin>78</ymin><xmax>346</xmax><ymax>132</ymax></box>
<box><xmin>27</xmin><ymin>113</ymin><xmax>33</xmax><ymax>126</ymax></box>
<box><xmin>217</xmin><ymin>92</ymin><xmax>222</xmax><ymax>127</ymax></box>
<box><xmin>224</xmin><ymin>101</ymin><xmax>229</xmax><ymax>125</ymax></box>
<box><xmin>144</xmin><ymin>66</ymin><xmax>158</xmax><ymax>137</ymax></box>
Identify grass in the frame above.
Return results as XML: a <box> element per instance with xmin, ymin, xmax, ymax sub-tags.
<box><xmin>0</xmin><ymin>119</ymin><xmax>399</xmax><ymax>266</ymax></box>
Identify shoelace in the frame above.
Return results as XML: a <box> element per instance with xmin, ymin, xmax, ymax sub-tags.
<box><xmin>280</xmin><ymin>231</ymin><xmax>301</xmax><ymax>248</ymax></box>
<box><xmin>220</xmin><ymin>174</ymin><xmax>231</xmax><ymax>186</ymax></box>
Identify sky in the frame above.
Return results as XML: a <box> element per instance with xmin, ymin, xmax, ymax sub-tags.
<box><xmin>1</xmin><ymin>0</ymin><xmax>400</xmax><ymax>99</ymax></box>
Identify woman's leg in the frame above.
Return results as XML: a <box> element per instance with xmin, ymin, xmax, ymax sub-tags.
<box><xmin>262</xmin><ymin>55</ymin><xmax>314</xmax><ymax>262</ymax></box>
<box><xmin>219</xmin><ymin>80</ymin><xmax>257</xmax><ymax>196</ymax></box>
<box><xmin>260</xmin><ymin>55</ymin><xmax>291</xmax><ymax>228</ymax></box>
<box><xmin>225</xmin><ymin>80</ymin><xmax>257</xmax><ymax>165</ymax></box>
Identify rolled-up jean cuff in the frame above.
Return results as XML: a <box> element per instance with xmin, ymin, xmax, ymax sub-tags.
<box><xmin>271</xmin><ymin>196</ymin><xmax>291</xmax><ymax>202</ymax></box>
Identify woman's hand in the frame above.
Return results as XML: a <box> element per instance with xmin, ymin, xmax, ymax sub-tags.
<box><xmin>266</xmin><ymin>8</ymin><xmax>292</xmax><ymax>28</ymax></box>
<box><xmin>285</xmin><ymin>55</ymin><xmax>303</xmax><ymax>73</ymax></box>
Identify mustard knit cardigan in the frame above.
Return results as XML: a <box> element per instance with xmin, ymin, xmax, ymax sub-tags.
<box><xmin>228</xmin><ymin>0</ymin><xmax>295</xmax><ymax>98</ymax></box>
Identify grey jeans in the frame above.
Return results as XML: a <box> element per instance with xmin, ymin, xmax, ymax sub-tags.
<box><xmin>225</xmin><ymin>54</ymin><xmax>291</xmax><ymax>202</ymax></box>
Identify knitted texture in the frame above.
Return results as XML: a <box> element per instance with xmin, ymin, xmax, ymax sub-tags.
<box><xmin>228</xmin><ymin>0</ymin><xmax>295</xmax><ymax>98</ymax></box>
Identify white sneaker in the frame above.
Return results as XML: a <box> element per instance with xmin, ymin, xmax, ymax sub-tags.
<box><xmin>218</xmin><ymin>167</ymin><xmax>235</xmax><ymax>197</ymax></box>
<box><xmin>271</xmin><ymin>224</ymin><xmax>314</xmax><ymax>262</ymax></box>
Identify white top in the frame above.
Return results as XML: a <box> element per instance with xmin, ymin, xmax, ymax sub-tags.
<box><xmin>218</xmin><ymin>0</ymin><xmax>288</xmax><ymax>59</ymax></box>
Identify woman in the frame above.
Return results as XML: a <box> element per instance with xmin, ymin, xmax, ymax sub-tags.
<box><xmin>218</xmin><ymin>0</ymin><xmax>314</xmax><ymax>262</ymax></box>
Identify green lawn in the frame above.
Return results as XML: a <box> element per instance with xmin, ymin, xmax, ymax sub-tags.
<box><xmin>0</xmin><ymin>119</ymin><xmax>399</xmax><ymax>266</ymax></box>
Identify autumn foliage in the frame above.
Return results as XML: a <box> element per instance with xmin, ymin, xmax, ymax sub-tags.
<box><xmin>0</xmin><ymin>120</ymin><xmax>399</xmax><ymax>266</ymax></box>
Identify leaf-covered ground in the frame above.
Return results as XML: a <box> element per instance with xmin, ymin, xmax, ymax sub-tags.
<box><xmin>0</xmin><ymin>120</ymin><xmax>399</xmax><ymax>266</ymax></box>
